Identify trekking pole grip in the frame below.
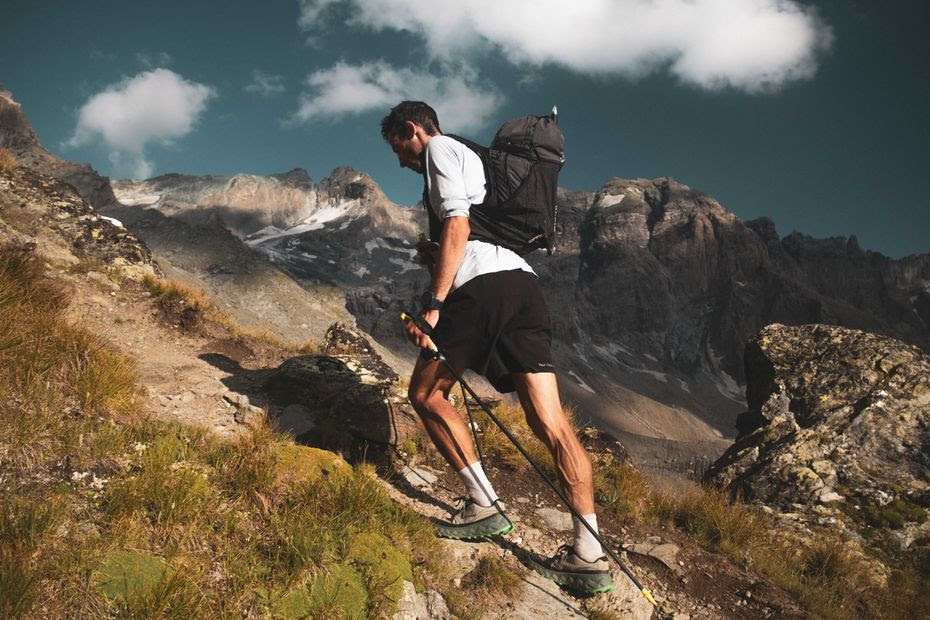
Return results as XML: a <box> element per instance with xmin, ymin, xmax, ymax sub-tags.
<box><xmin>400</xmin><ymin>312</ymin><xmax>440</xmax><ymax>354</ymax></box>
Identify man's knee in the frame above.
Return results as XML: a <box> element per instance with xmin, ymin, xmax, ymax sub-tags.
<box><xmin>407</xmin><ymin>381</ymin><xmax>429</xmax><ymax>412</ymax></box>
<box><xmin>407</xmin><ymin>370</ymin><xmax>453</xmax><ymax>415</ymax></box>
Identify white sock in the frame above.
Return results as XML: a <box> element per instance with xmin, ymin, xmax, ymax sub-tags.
<box><xmin>458</xmin><ymin>462</ymin><xmax>499</xmax><ymax>507</ymax></box>
<box><xmin>573</xmin><ymin>513</ymin><xmax>603</xmax><ymax>563</ymax></box>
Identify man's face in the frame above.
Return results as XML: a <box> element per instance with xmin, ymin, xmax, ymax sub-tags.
<box><xmin>388</xmin><ymin>124</ymin><xmax>426</xmax><ymax>173</ymax></box>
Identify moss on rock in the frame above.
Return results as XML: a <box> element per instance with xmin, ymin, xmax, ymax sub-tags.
<box><xmin>95</xmin><ymin>550</ymin><xmax>171</xmax><ymax>601</ymax></box>
<box><xmin>346</xmin><ymin>531</ymin><xmax>413</xmax><ymax>614</ymax></box>
<box><xmin>272</xmin><ymin>563</ymin><xmax>368</xmax><ymax>619</ymax></box>
<box><xmin>272</xmin><ymin>443</ymin><xmax>347</xmax><ymax>488</ymax></box>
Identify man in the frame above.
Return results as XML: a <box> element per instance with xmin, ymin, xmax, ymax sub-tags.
<box><xmin>381</xmin><ymin>101</ymin><xmax>613</xmax><ymax>593</ymax></box>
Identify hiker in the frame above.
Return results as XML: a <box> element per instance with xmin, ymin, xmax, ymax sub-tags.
<box><xmin>380</xmin><ymin>101</ymin><xmax>614</xmax><ymax>593</ymax></box>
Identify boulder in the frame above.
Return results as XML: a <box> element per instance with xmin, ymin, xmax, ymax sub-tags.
<box><xmin>265</xmin><ymin>324</ymin><xmax>420</xmax><ymax>446</ymax></box>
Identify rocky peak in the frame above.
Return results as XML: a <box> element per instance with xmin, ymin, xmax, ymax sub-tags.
<box><xmin>270</xmin><ymin>167</ymin><xmax>313</xmax><ymax>187</ymax></box>
<box><xmin>0</xmin><ymin>85</ymin><xmax>116</xmax><ymax>208</ymax></box>
<box><xmin>319</xmin><ymin>166</ymin><xmax>386</xmax><ymax>203</ymax></box>
<box><xmin>0</xmin><ymin>83</ymin><xmax>41</xmax><ymax>153</ymax></box>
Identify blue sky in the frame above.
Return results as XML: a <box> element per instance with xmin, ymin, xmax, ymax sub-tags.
<box><xmin>2</xmin><ymin>0</ymin><xmax>928</xmax><ymax>257</ymax></box>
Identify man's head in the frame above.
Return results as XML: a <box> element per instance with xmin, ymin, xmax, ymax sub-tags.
<box><xmin>381</xmin><ymin>101</ymin><xmax>441</xmax><ymax>173</ymax></box>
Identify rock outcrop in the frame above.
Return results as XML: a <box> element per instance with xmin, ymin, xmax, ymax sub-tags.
<box><xmin>706</xmin><ymin>323</ymin><xmax>930</xmax><ymax>550</ymax></box>
<box><xmin>0</xmin><ymin>85</ymin><xmax>116</xmax><ymax>207</ymax></box>
<box><xmin>0</xmin><ymin>164</ymin><xmax>158</xmax><ymax>279</ymax></box>
<box><xmin>265</xmin><ymin>324</ymin><xmax>420</xmax><ymax>447</ymax></box>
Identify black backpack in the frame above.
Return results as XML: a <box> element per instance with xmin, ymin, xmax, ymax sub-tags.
<box><xmin>422</xmin><ymin>110</ymin><xmax>564</xmax><ymax>255</ymax></box>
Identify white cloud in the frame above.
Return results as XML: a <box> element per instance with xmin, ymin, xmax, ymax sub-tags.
<box><xmin>245</xmin><ymin>70</ymin><xmax>286</xmax><ymax>97</ymax></box>
<box><xmin>298</xmin><ymin>0</ymin><xmax>832</xmax><ymax>93</ymax></box>
<box><xmin>66</xmin><ymin>69</ymin><xmax>215</xmax><ymax>179</ymax></box>
<box><xmin>293</xmin><ymin>61</ymin><xmax>501</xmax><ymax>132</ymax></box>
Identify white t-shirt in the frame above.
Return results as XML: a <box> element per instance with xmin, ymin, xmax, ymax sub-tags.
<box><xmin>424</xmin><ymin>135</ymin><xmax>535</xmax><ymax>292</ymax></box>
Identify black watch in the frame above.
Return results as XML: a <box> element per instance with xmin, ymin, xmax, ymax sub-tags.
<box><xmin>420</xmin><ymin>291</ymin><xmax>444</xmax><ymax>311</ymax></box>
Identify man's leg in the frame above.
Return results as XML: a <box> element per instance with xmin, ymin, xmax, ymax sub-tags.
<box><xmin>407</xmin><ymin>355</ymin><xmax>499</xmax><ymax>508</ymax></box>
<box><xmin>407</xmin><ymin>354</ymin><xmax>476</xmax><ymax>470</ymax></box>
<box><xmin>513</xmin><ymin>371</ymin><xmax>603</xmax><ymax>562</ymax></box>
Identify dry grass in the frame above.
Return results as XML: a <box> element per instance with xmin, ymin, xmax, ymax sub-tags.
<box><xmin>471</xmin><ymin>400</ymin><xmax>582</xmax><ymax>474</ymax></box>
<box><xmin>649</xmin><ymin>486</ymin><xmax>765</xmax><ymax>555</ymax></box>
<box><xmin>0</xmin><ymin>244</ymin><xmax>140</xmax><ymax>460</ymax></box>
<box><xmin>141</xmin><ymin>273</ymin><xmax>316</xmax><ymax>353</ymax></box>
<box><xmin>0</xmin><ymin>244</ymin><xmax>447</xmax><ymax>618</ymax></box>
<box><xmin>593</xmin><ymin>452</ymin><xmax>652</xmax><ymax>519</ymax></box>
<box><xmin>0</xmin><ymin>147</ymin><xmax>17</xmax><ymax>172</ymax></box>
<box><xmin>562</xmin><ymin>414</ymin><xmax>927</xmax><ymax>620</ymax></box>
<box><xmin>462</xmin><ymin>555</ymin><xmax>522</xmax><ymax>598</ymax></box>
<box><xmin>447</xmin><ymin>554</ymin><xmax>522</xmax><ymax>619</ymax></box>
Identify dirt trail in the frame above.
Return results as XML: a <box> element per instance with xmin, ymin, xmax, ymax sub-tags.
<box><xmin>63</xmin><ymin>270</ymin><xmax>279</xmax><ymax>438</ymax></box>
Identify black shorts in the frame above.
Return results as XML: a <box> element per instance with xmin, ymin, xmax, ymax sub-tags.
<box><xmin>427</xmin><ymin>269</ymin><xmax>554</xmax><ymax>393</ymax></box>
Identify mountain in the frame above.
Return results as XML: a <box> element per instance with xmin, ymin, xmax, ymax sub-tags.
<box><xmin>3</xmin><ymin>84</ymin><xmax>928</xmax><ymax>481</ymax></box>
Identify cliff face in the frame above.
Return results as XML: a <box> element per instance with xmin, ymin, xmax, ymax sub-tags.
<box><xmin>706</xmin><ymin>323</ymin><xmax>930</xmax><ymax>552</ymax></box>
<box><xmin>564</xmin><ymin>178</ymin><xmax>930</xmax><ymax>386</ymax></box>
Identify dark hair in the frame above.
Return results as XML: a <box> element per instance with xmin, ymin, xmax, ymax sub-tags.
<box><xmin>380</xmin><ymin>101</ymin><xmax>441</xmax><ymax>141</ymax></box>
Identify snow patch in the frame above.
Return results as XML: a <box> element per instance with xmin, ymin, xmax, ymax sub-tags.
<box><xmin>366</xmin><ymin>237</ymin><xmax>418</xmax><ymax>258</ymax></box>
<box><xmin>567</xmin><ymin>370</ymin><xmax>596</xmax><ymax>394</ymax></box>
<box><xmin>635</xmin><ymin>368</ymin><xmax>669</xmax><ymax>383</ymax></box>
<box><xmin>116</xmin><ymin>193</ymin><xmax>161</xmax><ymax>206</ymax></box>
<box><xmin>572</xmin><ymin>343</ymin><xmax>591</xmax><ymax>365</ymax></box>
<box><xmin>353</xmin><ymin>266</ymin><xmax>370</xmax><ymax>277</ymax></box>
<box><xmin>707</xmin><ymin>345</ymin><xmax>745</xmax><ymax>403</ymax></box>
<box><xmin>245</xmin><ymin>201</ymin><xmax>360</xmax><ymax>245</ymax></box>
<box><xmin>592</xmin><ymin>341</ymin><xmax>633</xmax><ymax>363</ymax></box>
<box><xmin>301</xmin><ymin>200</ymin><xmax>358</xmax><ymax>230</ymax></box>
<box><xmin>598</xmin><ymin>193</ymin><xmax>625</xmax><ymax>207</ymax></box>
<box><xmin>101</xmin><ymin>215</ymin><xmax>123</xmax><ymax>228</ymax></box>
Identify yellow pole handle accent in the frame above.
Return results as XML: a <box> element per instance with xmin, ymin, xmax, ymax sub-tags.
<box><xmin>642</xmin><ymin>588</ymin><xmax>657</xmax><ymax>607</ymax></box>
<box><xmin>399</xmin><ymin>313</ymin><xmax>439</xmax><ymax>352</ymax></box>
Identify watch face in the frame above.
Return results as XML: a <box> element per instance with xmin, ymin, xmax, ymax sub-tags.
<box><xmin>420</xmin><ymin>291</ymin><xmax>442</xmax><ymax>310</ymax></box>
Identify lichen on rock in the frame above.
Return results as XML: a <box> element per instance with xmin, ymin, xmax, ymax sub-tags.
<box><xmin>265</xmin><ymin>323</ymin><xmax>420</xmax><ymax>447</ymax></box>
<box><xmin>706</xmin><ymin>323</ymin><xmax>930</xmax><ymax>550</ymax></box>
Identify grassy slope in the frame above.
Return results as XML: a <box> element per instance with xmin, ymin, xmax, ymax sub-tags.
<box><xmin>0</xmin><ymin>243</ymin><xmax>449</xmax><ymax>618</ymax></box>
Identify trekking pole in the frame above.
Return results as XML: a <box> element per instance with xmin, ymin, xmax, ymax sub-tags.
<box><xmin>400</xmin><ymin>313</ymin><xmax>658</xmax><ymax>608</ymax></box>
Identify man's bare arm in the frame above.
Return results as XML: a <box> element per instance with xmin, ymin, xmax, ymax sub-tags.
<box><xmin>406</xmin><ymin>216</ymin><xmax>469</xmax><ymax>348</ymax></box>
<box><xmin>431</xmin><ymin>215</ymin><xmax>470</xmax><ymax>301</ymax></box>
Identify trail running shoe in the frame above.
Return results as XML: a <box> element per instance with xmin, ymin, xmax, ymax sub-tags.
<box><xmin>434</xmin><ymin>498</ymin><xmax>514</xmax><ymax>540</ymax></box>
<box><xmin>529</xmin><ymin>544</ymin><xmax>616</xmax><ymax>594</ymax></box>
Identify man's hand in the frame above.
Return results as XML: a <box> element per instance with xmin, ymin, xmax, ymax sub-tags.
<box><xmin>405</xmin><ymin>309</ymin><xmax>440</xmax><ymax>350</ymax></box>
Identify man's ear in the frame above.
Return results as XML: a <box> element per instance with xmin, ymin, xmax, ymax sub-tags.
<box><xmin>404</xmin><ymin>120</ymin><xmax>418</xmax><ymax>139</ymax></box>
